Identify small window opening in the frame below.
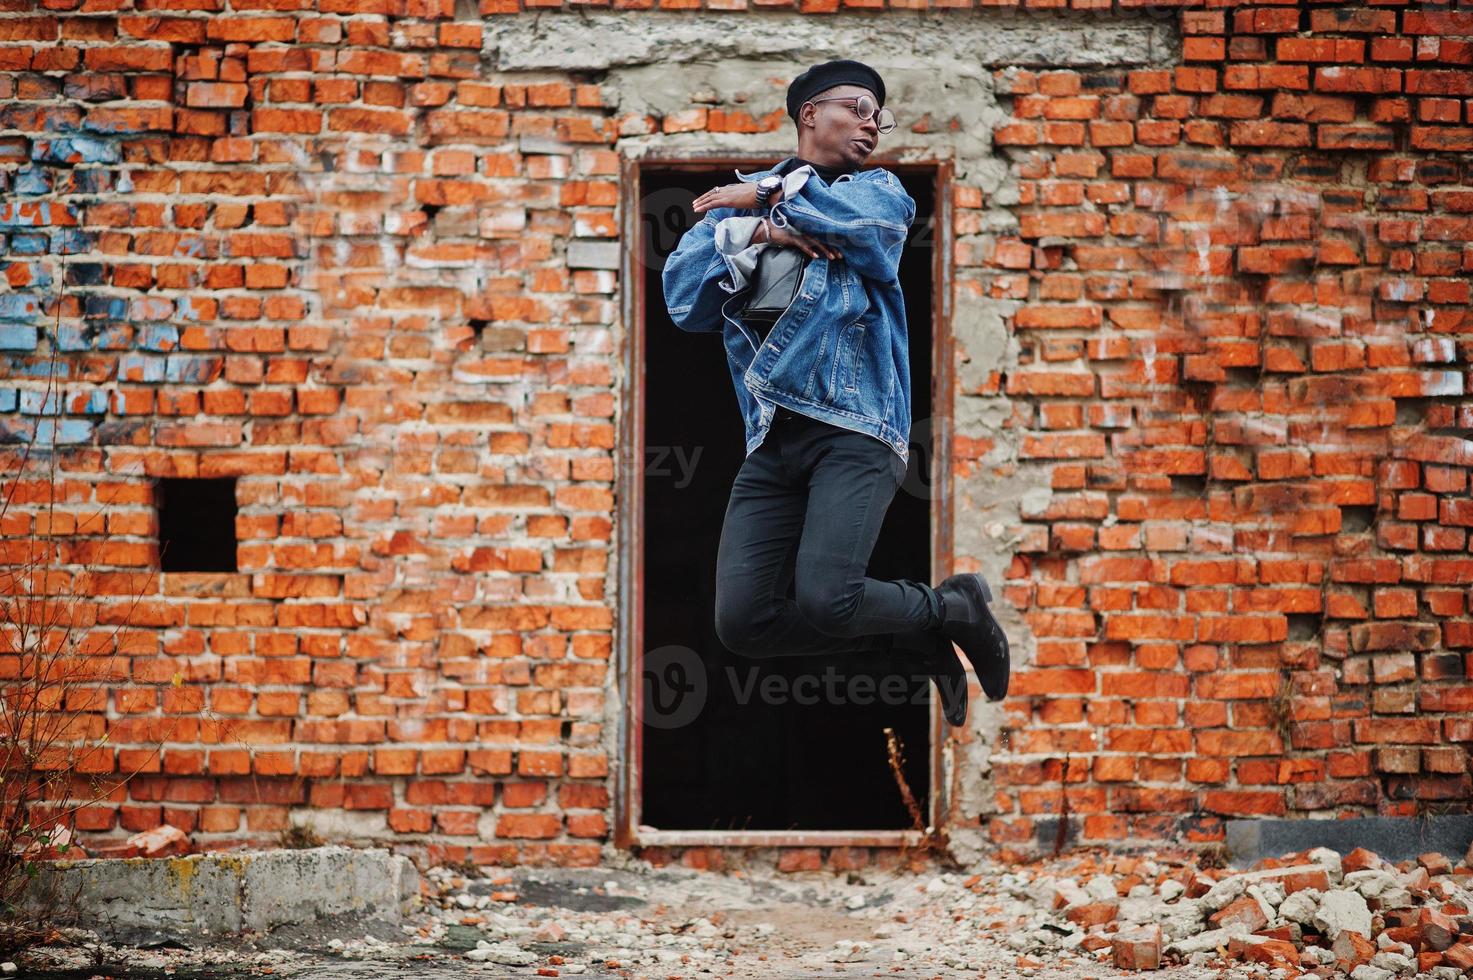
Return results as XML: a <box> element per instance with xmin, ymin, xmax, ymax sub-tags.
<box><xmin>156</xmin><ymin>477</ymin><xmax>238</xmax><ymax>572</ymax></box>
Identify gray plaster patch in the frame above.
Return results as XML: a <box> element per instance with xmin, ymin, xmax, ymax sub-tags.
<box><xmin>568</xmin><ymin>241</ymin><xmax>622</xmax><ymax>270</ymax></box>
<box><xmin>489</xmin><ymin>11</ymin><xmax>1177</xmax><ymax>73</ymax></box>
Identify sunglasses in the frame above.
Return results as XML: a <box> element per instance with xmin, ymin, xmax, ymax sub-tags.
<box><xmin>804</xmin><ymin>93</ymin><xmax>896</xmax><ymax>134</ymax></box>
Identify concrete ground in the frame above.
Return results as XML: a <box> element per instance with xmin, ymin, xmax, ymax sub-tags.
<box><xmin>8</xmin><ymin>847</ymin><xmax>1224</xmax><ymax>979</ymax></box>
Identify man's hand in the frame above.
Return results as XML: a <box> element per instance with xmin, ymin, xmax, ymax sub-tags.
<box><xmin>692</xmin><ymin>182</ymin><xmax>838</xmax><ymax>259</ymax></box>
<box><xmin>692</xmin><ymin>181</ymin><xmax>760</xmax><ymax>213</ymax></box>
<box><xmin>755</xmin><ymin>217</ymin><xmax>840</xmax><ymax>261</ymax></box>
<box><xmin>691</xmin><ymin>182</ymin><xmax>786</xmax><ymax>214</ymax></box>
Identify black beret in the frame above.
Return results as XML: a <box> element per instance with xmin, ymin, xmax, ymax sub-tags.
<box><xmin>786</xmin><ymin>59</ymin><xmax>886</xmax><ymax>122</ymax></box>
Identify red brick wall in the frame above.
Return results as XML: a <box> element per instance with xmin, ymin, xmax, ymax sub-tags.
<box><xmin>0</xmin><ymin>0</ymin><xmax>1468</xmax><ymax>866</ymax></box>
<box><xmin>990</xmin><ymin>4</ymin><xmax>1473</xmax><ymax>847</ymax></box>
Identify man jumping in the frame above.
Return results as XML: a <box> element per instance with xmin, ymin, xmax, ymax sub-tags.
<box><xmin>660</xmin><ymin>59</ymin><xmax>1010</xmax><ymax>726</ymax></box>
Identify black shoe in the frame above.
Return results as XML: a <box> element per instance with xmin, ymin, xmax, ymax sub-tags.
<box><xmin>934</xmin><ymin>573</ymin><xmax>1010</xmax><ymax>701</ymax></box>
<box><xmin>893</xmin><ymin>628</ymin><xmax>968</xmax><ymax>727</ymax></box>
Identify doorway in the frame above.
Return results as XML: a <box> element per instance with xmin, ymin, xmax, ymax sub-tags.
<box><xmin>620</xmin><ymin>158</ymin><xmax>947</xmax><ymax>842</ymax></box>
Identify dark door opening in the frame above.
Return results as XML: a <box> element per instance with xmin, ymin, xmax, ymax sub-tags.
<box><xmin>638</xmin><ymin>163</ymin><xmax>938</xmax><ymax>832</ymax></box>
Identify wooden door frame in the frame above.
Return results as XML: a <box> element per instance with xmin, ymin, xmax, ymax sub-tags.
<box><xmin>614</xmin><ymin>153</ymin><xmax>957</xmax><ymax>849</ymax></box>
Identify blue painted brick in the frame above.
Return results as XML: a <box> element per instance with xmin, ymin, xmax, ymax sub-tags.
<box><xmin>75</xmin><ymin>389</ymin><xmax>109</xmax><ymax>415</ymax></box>
<box><xmin>84</xmin><ymin>295</ymin><xmax>127</xmax><ymax>319</ymax></box>
<box><xmin>10</xmin><ymin>234</ymin><xmax>46</xmax><ymax>255</ymax></box>
<box><xmin>55</xmin><ymin>324</ymin><xmax>93</xmax><ymax>352</ymax></box>
<box><xmin>130</xmin><ymin>298</ymin><xmax>174</xmax><ymax>322</ymax></box>
<box><xmin>138</xmin><ymin>323</ymin><xmax>179</xmax><ymax>351</ymax></box>
<box><xmin>0</xmin><ymin>294</ymin><xmax>41</xmax><ymax>321</ymax></box>
<box><xmin>0</xmin><ymin>325</ymin><xmax>39</xmax><ymax>350</ymax></box>
<box><xmin>0</xmin><ymin>201</ymin><xmax>80</xmax><ymax>229</ymax></box>
<box><xmin>0</xmin><ymin>322</ymin><xmax>38</xmax><ymax>349</ymax></box>
<box><xmin>49</xmin><ymin>229</ymin><xmax>93</xmax><ymax>254</ymax></box>
<box><xmin>19</xmin><ymin>389</ymin><xmax>61</xmax><ymax>415</ymax></box>
<box><xmin>13</xmin><ymin>168</ymin><xmax>51</xmax><ymax>194</ymax></box>
<box><xmin>118</xmin><ymin>353</ymin><xmax>165</xmax><ymax>383</ymax></box>
<box><xmin>0</xmin><ymin>262</ymin><xmax>52</xmax><ymax>290</ymax></box>
<box><xmin>32</xmin><ymin>137</ymin><xmax>119</xmax><ymax>165</ymax></box>
<box><xmin>95</xmin><ymin>323</ymin><xmax>132</xmax><ymax>350</ymax></box>
<box><xmin>72</xmin><ymin>169</ymin><xmax>113</xmax><ymax>194</ymax></box>
<box><xmin>177</xmin><ymin>296</ymin><xmax>210</xmax><ymax>321</ymax></box>
<box><xmin>0</xmin><ymin>418</ymin><xmax>36</xmax><ymax>443</ymax></box>
<box><xmin>60</xmin><ymin>322</ymin><xmax>132</xmax><ymax>351</ymax></box>
<box><xmin>0</xmin><ymin>202</ymin><xmax>43</xmax><ymax>229</ymax></box>
<box><xmin>0</xmin><ymin>389</ymin><xmax>15</xmax><ymax>412</ymax></box>
<box><xmin>34</xmin><ymin>419</ymin><xmax>94</xmax><ymax>445</ymax></box>
<box><xmin>3</xmin><ymin>356</ymin><xmax>72</xmax><ymax>379</ymax></box>
<box><xmin>166</xmin><ymin>355</ymin><xmax>223</xmax><ymax>384</ymax></box>
<box><xmin>97</xmin><ymin>322</ymin><xmax>133</xmax><ymax>349</ymax></box>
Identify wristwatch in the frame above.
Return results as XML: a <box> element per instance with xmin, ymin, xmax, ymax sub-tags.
<box><xmin>754</xmin><ymin>174</ymin><xmax>783</xmax><ymax>209</ymax></box>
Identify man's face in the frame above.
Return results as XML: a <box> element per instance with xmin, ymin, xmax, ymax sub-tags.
<box><xmin>800</xmin><ymin>84</ymin><xmax>881</xmax><ymax>167</ymax></box>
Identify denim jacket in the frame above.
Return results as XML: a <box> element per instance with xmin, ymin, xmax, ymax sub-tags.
<box><xmin>660</xmin><ymin>156</ymin><xmax>918</xmax><ymax>463</ymax></box>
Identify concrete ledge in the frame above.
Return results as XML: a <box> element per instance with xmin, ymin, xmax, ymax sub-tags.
<box><xmin>36</xmin><ymin>846</ymin><xmax>419</xmax><ymax>939</ymax></box>
<box><xmin>1226</xmin><ymin>815</ymin><xmax>1473</xmax><ymax>867</ymax></box>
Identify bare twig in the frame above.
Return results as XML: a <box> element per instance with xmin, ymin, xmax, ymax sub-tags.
<box><xmin>0</xmin><ymin>265</ymin><xmax>168</xmax><ymax>953</ymax></box>
<box><xmin>883</xmin><ymin>726</ymin><xmax>962</xmax><ymax>872</ymax></box>
<box><xmin>1053</xmin><ymin>752</ymin><xmax>1070</xmax><ymax>856</ymax></box>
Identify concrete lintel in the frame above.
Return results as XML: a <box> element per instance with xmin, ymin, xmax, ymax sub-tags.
<box><xmin>489</xmin><ymin>11</ymin><xmax>1178</xmax><ymax>72</ymax></box>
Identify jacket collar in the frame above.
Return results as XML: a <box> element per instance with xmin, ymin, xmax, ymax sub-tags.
<box><xmin>734</xmin><ymin>155</ymin><xmax>858</xmax><ymax>183</ymax></box>
<box><xmin>733</xmin><ymin>156</ymin><xmax>795</xmax><ymax>182</ymax></box>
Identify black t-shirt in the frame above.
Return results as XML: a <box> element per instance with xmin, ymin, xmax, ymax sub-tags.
<box><xmin>791</xmin><ymin>155</ymin><xmax>857</xmax><ymax>184</ymax></box>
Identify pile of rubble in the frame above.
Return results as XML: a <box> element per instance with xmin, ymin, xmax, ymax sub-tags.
<box><xmin>399</xmin><ymin>841</ymin><xmax>1473</xmax><ymax>978</ymax></box>
<box><xmin>1001</xmin><ymin>841</ymin><xmax>1473</xmax><ymax>978</ymax></box>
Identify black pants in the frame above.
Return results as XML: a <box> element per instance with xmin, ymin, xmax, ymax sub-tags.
<box><xmin>714</xmin><ymin>406</ymin><xmax>942</xmax><ymax>659</ymax></box>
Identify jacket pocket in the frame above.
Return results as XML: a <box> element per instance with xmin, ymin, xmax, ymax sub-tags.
<box><xmin>836</xmin><ymin>314</ymin><xmax>866</xmax><ymax>393</ymax></box>
<box><xmin>803</xmin><ymin>324</ymin><xmax>831</xmax><ymax>400</ymax></box>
